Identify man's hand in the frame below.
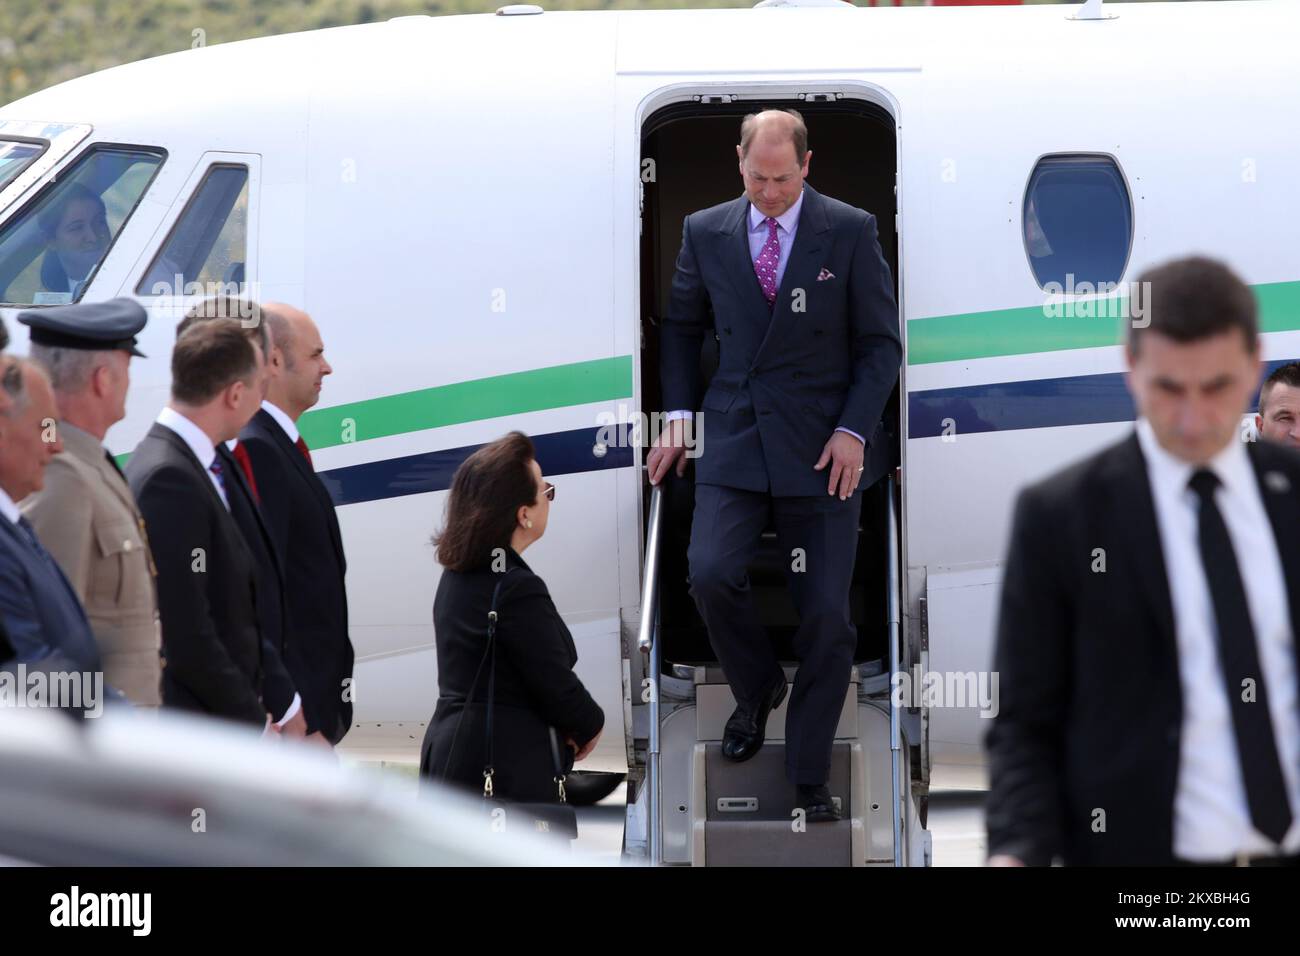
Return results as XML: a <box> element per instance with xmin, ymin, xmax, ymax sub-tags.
<box><xmin>567</xmin><ymin>729</ymin><xmax>602</xmax><ymax>763</ymax></box>
<box><xmin>646</xmin><ymin>418</ymin><xmax>689</xmax><ymax>485</ymax></box>
<box><xmin>813</xmin><ymin>431</ymin><xmax>865</xmax><ymax>499</ymax></box>
<box><xmin>278</xmin><ymin>708</ymin><xmax>308</xmax><ymax>739</ymax></box>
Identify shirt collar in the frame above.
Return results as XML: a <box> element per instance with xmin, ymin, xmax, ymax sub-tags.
<box><xmin>0</xmin><ymin>486</ymin><xmax>19</xmax><ymax>525</ymax></box>
<box><xmin>1135</xmin><ymin>417</ymin><xmax>1252</xmax><ymax>500</ymax></box>
<box><xmin>748</xmin><ymin>186</ymin><xmax>804</xmax><ymax>235</ymax></box>
<box><xmin>260</xmin><ymin>399</ymin><xmax>299</xmax><ymax>444</ymax></box>
<box><xmin>157</xmin><ymin>406</ymin><xmax>218</xmax><ymax>472</ymax></box>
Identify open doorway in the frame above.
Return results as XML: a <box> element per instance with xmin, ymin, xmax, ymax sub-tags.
<box><xmin>639</xmin><ymin>95</ymin><xmax>901</xmax><ymax>672</ymax></box>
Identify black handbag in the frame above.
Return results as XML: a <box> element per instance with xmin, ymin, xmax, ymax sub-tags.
<box><xmin>440</xmin><ymin>569</ymin><xmax>579</xmax><ymax>842</ymax></box>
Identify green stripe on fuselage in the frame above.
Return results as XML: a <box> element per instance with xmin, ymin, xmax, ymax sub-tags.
<box><xmin>905</xmin><ymin>279</ymin><xmax>1300</xmax><ymax>366</ymax></box>
<box><xmin>296</xmin><ymin>355</ymin><xmax>633</xmax><ymax>450</ymax></box>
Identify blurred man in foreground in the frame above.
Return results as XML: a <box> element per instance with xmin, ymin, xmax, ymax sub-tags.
<box><xmin>986</xmin><ymin>256</ymin><xmax>1300</xmax><ymax>866</ymax></box>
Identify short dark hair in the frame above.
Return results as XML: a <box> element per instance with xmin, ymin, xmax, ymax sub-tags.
<box><xmin>178</xmin><ymin>296</ymin><xmax>269</xmax><ymax>359</ymax></box>
<box><xmin>433</xmin><ymin>431</ymin><xmax>539</xmax><ymax>572</ymax></box>
<box><xmin>1126</xmin><ymin>256</ymin><xmax>1258</xmax><ymax>357</ymax></box>
<box><xmin>1259</xmin><ymin>361</ymin><xmax>1300</xmax><ymax>417</ymax></box>
<box><xmin>739</xmin><ymin>108</ymin><xmax>808</xmax><ymax>165</ymax></box>
<box><xmin>170</xmin><ymin>319</ymin><xmax>259</xmax><ymax>405</ymax></box>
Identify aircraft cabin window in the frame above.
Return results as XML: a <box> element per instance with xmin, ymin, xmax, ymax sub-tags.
<box><xmin>1023</xmin><ymin>154</ymin><xmax>1132</xmax><ymax>291</ymax></box>
<box><xmin>0</xmin><ymin>145</ymin><xmax>164</xmax><ymax>306</ymax></box>
<box><xmin>0</xmin><ymin>139</ymin><xmax>47</xmax><ymax>193</ymax></box>
<box><xmin>137</xmin><ymin>164</ymin><xmax>249</xmax><ymax>296</ymax></box>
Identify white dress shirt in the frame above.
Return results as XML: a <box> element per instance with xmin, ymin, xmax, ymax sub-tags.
<box><xmin>156</xmin><ymin>407</ymin><xmax>227</xmax><ymax>510</ymax></box>
<box><xmin>1136</xmin><ymin>418</ymin><xmax>1300</xmax><ymax>859</ymax></box>
<box><xmin>0</xmin><ymin>486</ymin><xmax>21</xmax><ymax>525</ymax></box>
<box><xmin>747</xmin><ymin>186</ymin><xmax>804</xmax><ymax>292</ymax></box>
<box><xmin>260</xmin><ymin>400</ymin><xmax>299</xmax><ymax>444</ymax></box>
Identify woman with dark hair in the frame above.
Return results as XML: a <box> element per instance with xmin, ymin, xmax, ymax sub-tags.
<box><xmin>419</xmin><ymin>431</ymin><xmax>604</xmax><ymax>804</ymax></box>
<box><xmin>37</xmin><ymin>182</ymin><xmax>111</xmax><ymax>297</ymax></box>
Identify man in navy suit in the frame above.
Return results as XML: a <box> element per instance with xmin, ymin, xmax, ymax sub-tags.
<box><xmin>647</xmin><ymin>109</ymin><xmax>901</xmax><ymax>820</ymax></box>
<box><xmin>0</xmin><ymin>357</ymin><xmax>116</xmax><ymax>705</ymax></box>
<box><xmin>234</xmin><ymin>303</ymin><xmax>354</xmax><ymax>745</ymax></box>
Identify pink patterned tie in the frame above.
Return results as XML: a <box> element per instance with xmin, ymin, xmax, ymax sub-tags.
<box><xmin>753</xmin><ymin>216</ymin><xmax>780</xmax><ymax>308</ymax></box>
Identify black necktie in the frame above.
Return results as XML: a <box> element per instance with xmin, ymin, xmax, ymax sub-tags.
<box><xmin>1188</xmin><ymin>468</ymin><xmax>1294</xmax><ymax>844</ymax></box>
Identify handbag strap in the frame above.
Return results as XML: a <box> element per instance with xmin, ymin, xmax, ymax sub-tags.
<box><xmin>480</xmin><ymin>569</ymin><xmax>569</xmax><ymax>805</ymax></box>
<box><xmin>437</xmin><ymin>569</ymin><xmax>514</xmax><ymax>788</ymax></box>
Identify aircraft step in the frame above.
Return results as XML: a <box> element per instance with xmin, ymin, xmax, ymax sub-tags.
<box><xmin>701</xmin><ymin>740</ymin><xmax>857</xmax><ymax>867</ymax></box>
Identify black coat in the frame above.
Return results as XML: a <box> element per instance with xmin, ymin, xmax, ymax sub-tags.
<box><xmin>125</xmin><ymin>423</ymin><xmax>265</xmax><ymax>726</ymax></box>
<box><xmin>985</xmin><ymin>432</ymin><xmax>1300</xmax><ymax>866</ymax></box>
<box><xmin>239</xmin><ymin>409</ymin><xmax>354</xmax><ymax>742</ymax></box>
<box><xmin>420</xmin><ymin>548</ymin><xmax>604</xmax><ymax>802</ymax></box>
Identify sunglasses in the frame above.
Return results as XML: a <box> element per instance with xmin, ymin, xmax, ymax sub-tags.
<box><xmin>542</xmin><ymin>481</ymin><xmax>555</xmax><ymax>501</ymax></box>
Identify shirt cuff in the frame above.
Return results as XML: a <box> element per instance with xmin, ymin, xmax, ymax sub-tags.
<box><xmin>274</xmin><ymin>693</ymin><xmax>302</xmax><ymax>727</ymax></box>
<box><xmin>664</xmin><ymin>409</ymin><xmax>693</xmax><ymax>422</ymax></box>
<box><xmin>835</xmin><ymin>426</ymin><xmax>865</xmax><ymax>445</ymax></box>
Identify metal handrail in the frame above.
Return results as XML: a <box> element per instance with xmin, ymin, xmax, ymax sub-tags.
<box><xmin>639</xmin><ymin>482</ymin><xmax>666</xmax><ymax>864</ymax></box>
<box><xmin>886</xmin><ymin>472</ymin><xmax>904</xmax><ymax>867</ymax></box>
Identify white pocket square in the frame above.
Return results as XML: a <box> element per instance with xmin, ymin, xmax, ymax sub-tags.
<box><xmin>816</xmin><ymin>268</ymin><xmax>835</xmax><ymax>281</ymax></box>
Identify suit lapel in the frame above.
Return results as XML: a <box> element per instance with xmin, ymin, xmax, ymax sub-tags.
<box><xmin>754</xmin><ymin>185</ymin><xmax>830</xmax><ymax>365</ymax></box>
<box><xmin>1245</xmin><ymin>442</ymin><xmax>1300</xmax><ymax>700</ymax></box>
<box><xmin>218</xmin><ymin>442</ymin><xmax>280</xmax><ymax>575</ymax></box>
<box><xmin>150</xmin><ymin>423</ymin><xmax>228</xmax><ymax>515</ymax></box>
<box><xmin>258</xmin><ymin>410</ymin><xmax>347</xmax><ymax>565</ymax></box>
<box><xmin>1107</xmin><ymin>433</ymin><xmax>1179</xmax><ymax>664</ymax></box>
<box><xmin>718</xmin><ymin>194</ymin><xmax>774</xmax><ymax>320</ymax></box>
<box><xmin>58</xmin><ymin>422</ymin><xmax>138</xmax><ymax>518</ymax></box>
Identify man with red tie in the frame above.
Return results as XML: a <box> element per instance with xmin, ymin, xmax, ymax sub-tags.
<box><xmin>235</xmin><ymin>303</ymin><xmax>354</xmax><ymax>746</ymax></box>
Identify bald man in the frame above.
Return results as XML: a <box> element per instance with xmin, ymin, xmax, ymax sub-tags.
<box><xmin>235</xmin><ymin>304</ymin><xmax>354</xmax><ymax>746</ymax></box>
<box><xmin>647</xmin><ymin>108</ymin><xmax>901</xmax><ymax>821</ymax></box>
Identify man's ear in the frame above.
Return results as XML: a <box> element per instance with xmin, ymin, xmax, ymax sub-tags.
<box><xmin>91</xmin><ymin>362</ymin><xmax>112</xmax><ymax>399</ymax></box>
<box><xmin>225</xmin><ymin>379</ymin><xmax>244</xmax><ymax>410</ymax></box>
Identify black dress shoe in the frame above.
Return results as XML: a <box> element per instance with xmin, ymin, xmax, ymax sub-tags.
<box><xmin>720</xmin><ymin>675</ymin><xmax>788</xmax><ymax>762</ymax></box>
<box><xmin>796</xmin><ymin>784</ymin><xmax>842</xmax><ymax>823</ymax></box>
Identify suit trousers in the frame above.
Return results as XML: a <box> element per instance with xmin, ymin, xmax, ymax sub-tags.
<box><xmin>687</xmin><ymin>481</ymin><xmax>862</xmax><ymax>785</ymax></box>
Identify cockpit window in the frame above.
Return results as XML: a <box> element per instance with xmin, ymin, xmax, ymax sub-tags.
<box><xmin>0</xmin><ymin>140</ymin><xmax>47</xmax><ymax>193</ymax></box>
<box><xmin>137</xmin><ymin>164</ymin><xmax>249</xmax><ymax>296</ymax></box>
<box><xmin>0</xmin><ymin>145</ymin><xmax>164</xmax><ymax>306</ymax></box>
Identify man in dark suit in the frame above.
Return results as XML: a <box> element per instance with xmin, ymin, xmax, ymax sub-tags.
<box><xmin>125</xmin><ymin>319</ymin><xmax>272</xmax><ymax>729</ymax></box>
<box><xmin>235</xmin><ymin>303</ymin><xmax>354</xmax><ymax>745</ymax></box>
<box><xmin>0</xmin><ymin>358</ymin><xmax>110</xmax><ymax>693</ymax></box>
<box><xmin>986</xmin><ymin>256</ymin><xmax>1300</xmax><ymax>866</ymax></box>
<box><xmin>174</xmin><ymin>301</ymin><xmax>306</xmax><ymax>738</ymax></box>
<box><xmin>647</xmin><ymin>109</ymin><xmax>901</xmax><ymax>820</ymax></box>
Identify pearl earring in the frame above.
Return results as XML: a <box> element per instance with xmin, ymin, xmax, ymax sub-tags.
<box><xmin>525</xmin><ymin>519</ymin><xmax>533</xmax><ymax>529</ymax></box>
